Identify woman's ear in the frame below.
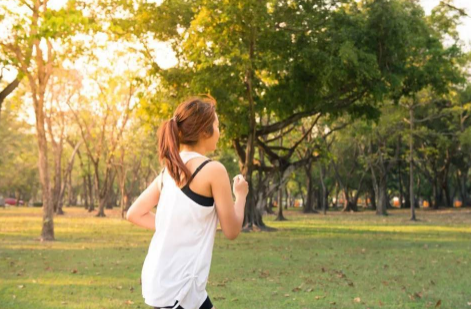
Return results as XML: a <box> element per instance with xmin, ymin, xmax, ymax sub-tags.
<box><xmin>201</xmin><ymin>130</ymin><xmax>211</xmax><ymax>139</ymax></box>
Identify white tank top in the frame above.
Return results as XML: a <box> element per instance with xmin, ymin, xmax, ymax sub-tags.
<box><xmin>141</xmin><ymin>151</ymin><xmax>218</xmax><ymax>309</ymax></box>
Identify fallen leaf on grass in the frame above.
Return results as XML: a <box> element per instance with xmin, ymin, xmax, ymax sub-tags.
<box><xmin>259</xmin><ymin>270</ymin><xmax>270</xmax><ymax>278</ymax></box>
<box><xmin>354</xmin><ymin>297</ymin><xmax>361</xmax><ymax>303</ymax></box>
<box><xmin>17</xmin><ymin>285</ymin><xmax>25</xmax><ymax>289</ymax></box>
<box><xmin>124</xmin><ymin>300</ymin><xmax>133</xmax><ymax>305</ymax></box>
<box><xmin>409</xmin><ymin>292</ymin><xmax>422</xmax><ymax>300</ymax></box>
<box><xmin>435</xmin><ymin>300</ymin><xmax>441</xmax><ymax>308</ymax></box>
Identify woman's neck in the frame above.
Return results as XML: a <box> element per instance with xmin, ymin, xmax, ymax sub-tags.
<box><xmin>180</xmin><ymin>145</ymin><xmax>207</xmax><ymax>156</ymax></box>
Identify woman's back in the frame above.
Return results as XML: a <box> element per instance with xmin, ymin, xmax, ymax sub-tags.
<box><xmin>141</xmin><ymin>151</ymin><xmax>218</xmax><ymax>309</ymax></box>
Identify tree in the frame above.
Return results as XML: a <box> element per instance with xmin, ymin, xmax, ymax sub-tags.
<box><xmin>0</xmin><ymin>0</ymin><xmax>92</xmax><ymax>240</ymax></box>
<box><xmin>67</xmin><ymin>68</ymin><xmax>138</xmax><ymax>217</ymax></box>
<box><xmin>127</xmin><ymin>0</ymin><xmax>398</xmax><ymax>228</ymax></box>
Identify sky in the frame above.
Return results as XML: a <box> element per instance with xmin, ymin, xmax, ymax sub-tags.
<box><xmin>421</xmin><ymin>0</ymin><xmax>471</xmax><ymax>48</ymax></box>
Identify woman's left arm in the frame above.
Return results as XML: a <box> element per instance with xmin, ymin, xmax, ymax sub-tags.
<box><xmin>125</xmin><ymin>174</ymin><xmax>162</xmax><ymax>230</ymax></box>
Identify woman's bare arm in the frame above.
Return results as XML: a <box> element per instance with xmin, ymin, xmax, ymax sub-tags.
<box><xmin>209</xmin><ymin>161</ymin><xmax>248</xmax><ymax>240</ymax></box>
<box><xmin>125</xmin><ymin>174</ymin><xmax>162</xmax><ymax>230</ymax></box>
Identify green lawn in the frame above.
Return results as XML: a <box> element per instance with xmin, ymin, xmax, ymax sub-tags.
<box><xmin>1</xmin><ymin>206</ymin><xmax>470</xmax><ymax>309</ymax></box>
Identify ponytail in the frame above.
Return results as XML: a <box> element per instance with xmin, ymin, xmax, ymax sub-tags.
<box><xmin>158</xmin><ymin>96</ymin><xmax>217</xmax><ymax>188</ymax></box>
<box><xmin>158</xmin><ymin>118</ymin><xmax>191</xmax><ymax>187</ymax></box>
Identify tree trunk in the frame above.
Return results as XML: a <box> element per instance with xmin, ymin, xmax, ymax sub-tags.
<box><xmin>266</xmin><ymin>195</ymin><xmax>275</xmax><ymax>214</ymax></box>
<box><xmin>398</xmin><ymin>157</ymin><xmax>404</xmax><ymax>208</ymax></box>
<box><xmin>370</xmin><ymin>187</ymin><xmax>377</xmax><ymax>210</ymax></box>
<box><xmin>82</xmin><ymin>176</ymin><xmax>89</xmax><ymax>208</ymax></box>
<box><xmin>376</xmin><ymin>175</ymin><xmax>388</xmax><ymax>216</ymax></box>
<box><xmin>304</xmin><ymin>162</ymin><xmax>316</xmax><ymax>213</ymax></box>
<box><xmin>442</xmin><ymin>178</ymin><xmax>452</xmax><ymax>208</ymax></box>
<box><xmin>415</xmin><ymin>175</ymin><xmax>421</xmax><ymax>209</ymax></box>
<box><xmin>0</xmin><ymin>77</ymin><xmax>20</xmax><ymax>123</ymax></box>
<box><xmin>47</xmin><ymin>115</ymin><xmax>64</xmax><ymax>215</ymax></box>
<box><xmin>319</xmin><ymin>165</ymin><xmax>327</xmax><ymax>215</ymax></box>
<box><xmin>333</xmin><ymin>183</ymin><xmax>339</xmax><ymax>209</ymax></box>
<box><xmin>433</xmin><ymin>181</ymin><xmax>440</xmax><ymax>209</ymax></box>
<box><xmin>315</xmin><ymin>188</ymin><xmax>321</xmax><ymax>210</ymax></box>
<box><xmin>275</xmin><ymin>177</ymin><xmax>286</xmax><ymax>221</ymax></box>
<box><xmin>35</xmin><ymin>96</ymin><xmax>54</xmax><ymax>241</ymax></box>
<box><xmin>457</xmin><ymin>170</ymin><xmax>469</xmax><ymax>206</ymax></box>
<box><xmin>87</xmin><ymin>170</ymin><xmax>94</xmax><ymax>211</ymax></box>
<box><xmin>284</xmin><ymin>187</ymin><xmax>289</xmax><ymax>210</ymax></box>
<box><xmin>15</xmin><ymin>190</ymin><xmax>21</xmax><ymax>207</ymax></box>
<box><xmin>409</xmin><ymin>106</ymin><xmax>416</xmax><ymax>221</ymax></box>
<box><xmin>53</xmin><ymin>142</ymin><xmax>64</xmax><ymax>214</ymax></box>
<box><xmin>238</xmin><ymin>28</ymin><xmax>267</xmax><ymax>230</ymax></box>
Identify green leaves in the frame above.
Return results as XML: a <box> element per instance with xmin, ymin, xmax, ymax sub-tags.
<box><xmin>41</xmin><ymin>4</ymin><xmax>91</xmax><ymax>40</ymax></box>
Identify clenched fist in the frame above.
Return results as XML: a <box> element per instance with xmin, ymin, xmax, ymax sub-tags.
<box><xmin>233</xmin><ymin>174</ymin><xmax>248</xmax><ymax>199</ymax></box>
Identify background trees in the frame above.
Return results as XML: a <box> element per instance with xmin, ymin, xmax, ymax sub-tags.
<box><xmin>0</xmin><ymin>0</ymin><xmax>469</xmax><ymax>239</ymax></box>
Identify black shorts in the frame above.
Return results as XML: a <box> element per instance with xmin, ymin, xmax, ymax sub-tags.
<box><xmin>154</xmin><ymin>295</ymin><xmax>213</xmax><ymax>309</ymax></box>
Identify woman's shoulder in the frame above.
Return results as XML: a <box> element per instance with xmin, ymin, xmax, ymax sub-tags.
<box><xmin>190</xmin><ymin>158</ymin><xmax>227</xmax><ymax>180</ymax></box>
<box><xmin>203</xmin><ymin>160</ymin><xmax>229</xmax><ymax>184</ymax></box>
<box><xmin>205</xmin><ymin>159</ymin><xmax>226</xmax><ymax>172</ymax></box>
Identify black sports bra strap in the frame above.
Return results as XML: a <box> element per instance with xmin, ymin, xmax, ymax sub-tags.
<box><xmin>185</xmin><ymin>159</ymin><xmax>212</xmax><ymax>186</ymax></box>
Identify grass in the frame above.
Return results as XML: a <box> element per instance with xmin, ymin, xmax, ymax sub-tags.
<box><xmin>1</xmin><ymin>206</ymin><xmax>470</xmax><ymax>309</ymax></box>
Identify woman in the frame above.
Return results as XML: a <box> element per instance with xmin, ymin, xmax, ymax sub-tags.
<box><xmin>126</xmin><ymin>96</ymin><xmax>249</xmax><ymax>309</ymax></box>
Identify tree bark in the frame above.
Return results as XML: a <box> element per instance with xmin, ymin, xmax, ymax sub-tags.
<box><xmin>46</xmin><ymin>112</ymin><xmax>65</xmax><ymax>214</ymax></box>
<box><xmin>275</xmin><ymin>172</ymin><xmax>287</xmax><ymax>221</ymax></box>
<box><xmin>377</xmin><ymin>175</ymin><xmax>388</xmax><ymax>215</ymax></box>
<box><xmin>319</xmin><ymin>165</ymin><xmax>328</xmax><ymax>215</ymax></box>
<box><xmin>0</xmin><ymin>77</ymin><xmax>20</xmax><ymax>122</ymax></box>
<box><xmin>57</xmin><ymin>140</ymin><xmax>81</xmax><ymax>213</ymax></box>
<box><xmin>409</xmin><ymin>106</ymin><xmax>416</xmax><ymax>221</ymax></box>
<box><xmin>303</xmin><ymin>159</ymin><xmax>316</xmax><ymax>213</ymax></box>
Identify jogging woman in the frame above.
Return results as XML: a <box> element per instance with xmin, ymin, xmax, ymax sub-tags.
<box><xmin>126</xmin><ymin>96</ymin><xmax>249</xmax><ymax>309</ymax></box>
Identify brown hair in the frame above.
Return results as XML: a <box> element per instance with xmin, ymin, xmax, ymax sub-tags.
<box><xmin>158</xmin><ymin>96</ymin><xmax>217</xmax><ymax>187</ymax></box>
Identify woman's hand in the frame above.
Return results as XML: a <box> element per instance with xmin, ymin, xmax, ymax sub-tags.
<box><xmin>233</xmin><ymin>174</ymin><xmax>248</xmax><ymax>200</ymax></box>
